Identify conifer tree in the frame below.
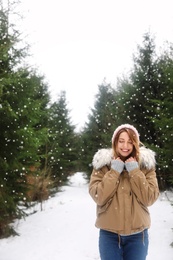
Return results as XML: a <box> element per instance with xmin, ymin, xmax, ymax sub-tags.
<box><xmin>0</xmin><ymin>1</ymin><xmax>28</xmax><ymax>236</ymax></box>
<box><xmin>148</xmin><ymin>46</ymin><xmax>173</xmax><ymax>187</ymax></box>
<box><xmin>47</xmin><ymin>91</ymin><xmax>78</xmax><ymax>184</ymax></box>
<box><xmin>111</xmin><ymin>34</ymin><xmax>173</xmax><ymax>188</ymax></box>
<box><xmin>0</xmin><ymin>1</ymin><xmax>50</xmax><ymax>236</ymax></box>
<box><xmin>80</xmin><ymin>83</ymin><xmax>118</xmax><ymax>176</ymax></box>
<box><xmin>120</xmin><ymin>33</ymin><xmax>160</xmax><ymax>144</ymax></box>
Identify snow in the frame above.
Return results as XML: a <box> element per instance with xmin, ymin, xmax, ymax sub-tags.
<box><xmin>0</xmin><ymin>172</ymin><xmax>173</xmax><ymax>260</ymax></box>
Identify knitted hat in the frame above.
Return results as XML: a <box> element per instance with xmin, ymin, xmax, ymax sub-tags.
<box><xmin>112</xmin><ymin>124</ymin><xmax>140</xmax><ymax>144</ymax></box>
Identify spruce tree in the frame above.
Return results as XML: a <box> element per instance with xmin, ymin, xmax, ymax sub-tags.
<box><xmin>47</xmin><ymin>91</ymin><xmax>78</xmax><ymax>184</ymax></box>
<box><xmin>0</xmin><ymin>1</ymin><xmax>28</xmax><ymax>236</ymax></box>
<box><xmin>149</xmin><ymin>46</ymin><xmax>173</xmax><ymax>188</ymax></box>
<box><xmin>0</xmin><ymin>1</ymin><xmax>50</xmax><ymax>236</ymax></box>
<box><xmin>80</xmin><ymin>83</ymin><xmax>118</xmax><ymax>176</ymax></box>
<box><xmin>122</xmin><ymin>33</ymin><xmax>160</xmax><ymax>144</ymax></box>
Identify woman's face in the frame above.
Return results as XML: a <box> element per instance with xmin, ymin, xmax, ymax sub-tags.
<box><xmin>116</xmin><ymin>131</ymin><xmax>133</xmax><ymax>159</ymax></box>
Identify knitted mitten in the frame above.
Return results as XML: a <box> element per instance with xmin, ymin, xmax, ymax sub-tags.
<box><xmin>125</xmin><ymin>161</ymin><xmax>139</xmax><ymax>172</ymax></box>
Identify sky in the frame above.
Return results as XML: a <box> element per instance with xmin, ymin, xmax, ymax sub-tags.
<box><xmin>0</xmin><ymin>172</ymin><xmax>173</xmax><ymax>259</ymax></box>
<box><xmin>17</xmin><ymin>0</ymin><xmax>173</xmax><ymax>131</ymax></box>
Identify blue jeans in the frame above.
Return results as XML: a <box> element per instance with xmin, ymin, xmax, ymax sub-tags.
<box><xmin>99</xmin><ymin>229</ymin><xmax>148</xmax><ymax>260</ymax></box>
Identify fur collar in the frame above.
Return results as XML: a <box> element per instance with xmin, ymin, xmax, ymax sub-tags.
<box><xmin>92</xmin><ymin>146</ymin><xmax>156</xmax><ymax>170</ymax></box>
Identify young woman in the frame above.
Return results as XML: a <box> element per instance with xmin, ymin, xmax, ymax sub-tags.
<box><xmin>89</xmin><ymin>124</ymin><xmax>159</xmax><ymax>260</ymax></box>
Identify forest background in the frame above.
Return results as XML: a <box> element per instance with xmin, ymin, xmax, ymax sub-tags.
<box><xmin>0</xmin><ymin>0</ymin><xmax>173</xmax><ymax>237</ymax></box>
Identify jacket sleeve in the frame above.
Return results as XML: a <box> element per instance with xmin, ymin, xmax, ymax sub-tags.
<box><xmin>129</xmin><ymin>167</ymin><xmax>159</xmax><ymax>206</ymax></box>
<box><xmin>89</xmin><ymin>166</ymin><xmax>120</xmax><ymax>206</ymax></box>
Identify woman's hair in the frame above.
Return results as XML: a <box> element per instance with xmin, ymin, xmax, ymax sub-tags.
<box><xmin>112</xmin><ymin>127</ymin><xmax>140</xmax><ymax>162</ymax></box>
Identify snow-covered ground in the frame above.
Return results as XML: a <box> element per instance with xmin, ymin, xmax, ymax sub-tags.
<box><xmin>0</xmin><ymin>172</ymin><xmax>173</xmax><ymax>260</ymax></box>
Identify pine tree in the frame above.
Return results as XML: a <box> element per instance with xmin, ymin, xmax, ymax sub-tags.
<box><xmin>47</xmin><ymin>91</ymin><xmax>78</xmax><ymax>184</ymax></box>
<box><xmin>0</xmin><ymin>1</ymin><xmax>50</xmax><ymax>236</ymax></box>
<box><xmin>80</xmin><ymin>83</ymin><xmax>118</xmax><ymax>176</ymax></box>
<box><xmin>122</xmin><ymin>33</ymin><xmax>160</xmax><ymax>144</ymax></box>
<box><xmin>148</xmin><ymin>46</ymin><xmax>173</xmax><ymax>188</ymax></box>
<box><xmin>0</xmin><ymin>1</ymin><xmax>28</xmax><ymax>236</ymax></box>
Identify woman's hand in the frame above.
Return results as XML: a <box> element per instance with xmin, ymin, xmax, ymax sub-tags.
<box><xmin>125</xmin><ymin>157</ymin><xmax>139</xmax><ymax>172</ymax></box>
<box><xmin>116</xmin><ymin>157</ymin><xmax>124</xmax><ymax>162</ymax></box>
<box><xmin>111</xmin><ymin>157</ymin><xmax>124</xmax><ymax>174</ymax></box>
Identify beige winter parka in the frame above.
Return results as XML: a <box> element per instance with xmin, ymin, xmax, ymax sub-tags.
<box><xmin>89</xmin><ymin>147</ymin><xmax>159</xmax><ymax>235</ymax></box>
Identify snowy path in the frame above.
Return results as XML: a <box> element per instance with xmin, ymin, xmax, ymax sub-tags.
<box><xmin>0</xmin><ymin>172</ymin><xmax>173</xmax><ymax>260</ymax></box>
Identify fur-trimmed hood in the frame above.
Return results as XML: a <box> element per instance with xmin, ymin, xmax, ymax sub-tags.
<box><xmin>92</xmin><ymin>146</ymin><xmax>156</xmax><ymax>170</ymax></box>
